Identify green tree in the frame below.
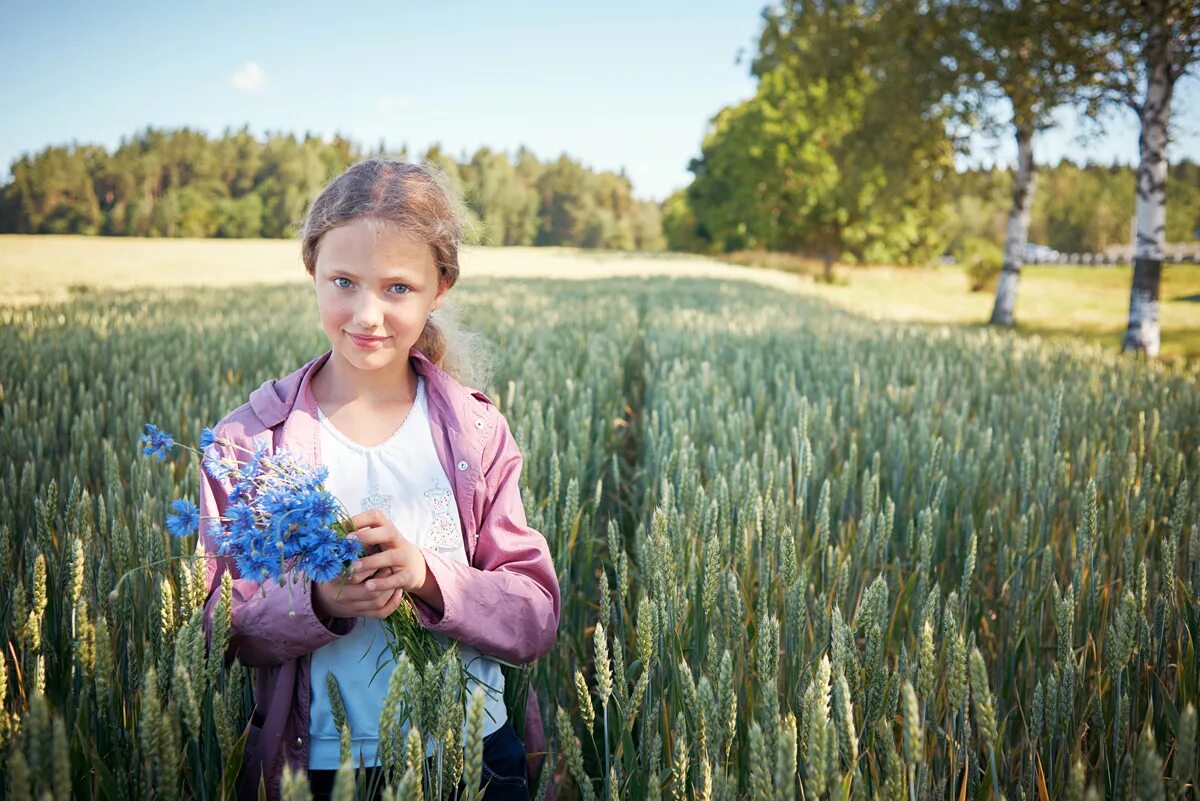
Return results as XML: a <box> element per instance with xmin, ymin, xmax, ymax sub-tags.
<box><xmin>631</xmin><ymin>200</ymin><xmax>666</xmax><ymax>252</ymax></box>
<box><xmin>215</xmin><ymin>193</ymin><xmax>264</xmax><ymax>239</ymax></box>
<box><xmin>684</xmin><ymin>0</ymin><xmax>957</xmax><ymax>278</ymax></box>
<box><xmin>661</xmin><ymin>188</ymin><xmax>707</xmax><ymax>252</ymax></box>
<box><xmin>256</xmin><ymin>135</ymin><xmax>332</xmax><ymax>238</ymax></box>
<box><xmin>6</xmin><ymin>145</ymin><xmax>105</xmax><ymax>234</ymax></box>
<box><xmin>460</xmin><ymin>148</ymin><xmax>540</xmax><ymax>246</ymax></box>
<box><xmin>943</xmin><ymin>159</ymin><xmax>1198</xmax><ymax>256</ymax></box>
<box><xmin>534</xmin><ymin>155</ymin><xmax>592</xmax><ymax>247</ymax></box>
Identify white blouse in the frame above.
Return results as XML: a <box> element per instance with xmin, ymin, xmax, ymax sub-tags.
<box><xmin>307</xmin><ymin>375</ymin><xmax>507</xmax><ymax>770</ymax></box>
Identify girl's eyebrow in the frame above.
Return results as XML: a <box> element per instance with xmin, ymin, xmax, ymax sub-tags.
<box><xmin>328</xmin><ymin>267</ymin><xmax>414</xmax><ymax>282</ymax></box>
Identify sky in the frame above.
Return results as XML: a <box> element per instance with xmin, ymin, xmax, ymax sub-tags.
<box><xmin>1</xmin><ymin>0</ymin><xmax>1197</xmax><ymax>202</ymax></box>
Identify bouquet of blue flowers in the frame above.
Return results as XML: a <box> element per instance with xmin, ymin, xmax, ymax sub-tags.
<box><xmin>116</xmin><ymin>422</ymin><xmax>448</xmax><ymax>671</ymax></box>
<box><xmin>121</xmin><ymin>422</ymin><xmax>517</xmax><ymax>789</ymax></box>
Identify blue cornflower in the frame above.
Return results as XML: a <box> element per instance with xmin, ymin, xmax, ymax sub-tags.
<box><xmin>242</xmin><ymin>441</ymin><xmax>270</xmax><ymax>481</ymax></box>
<box><xmin>335</xmin><ymin>536</ymin><xmax>364</xmax><ymax>562</ymax></box>
<box><xmin>259</xmin><ymin>486</ymin><xmax>293</xmax><ymax>518</ymax></box>
<box><xmin>302</xmin><ymin>544</ymin><xmax>346</xmax><ymax>583</ymax></box>
<box><xmin>203</xmin><ymin>448</ymin><xmax>234</xmax><ymax>481</ymax></box>
<box><xmin>234</xmin><ymin>534</ymin><xmax>269</xmax><ymax>580</ymax></box>
<box><xmin>199</xmin><ymin>427</ymin><xmax>218</xmax><ymax>450</ymax></box>
<box><xmin>228</xmin><ymin>478</ymin><xmax>255</xmax><ymax>504</ymax></box>
<box><xmin>310</xmin><ymin>464</ymin><xmax>330</xmax><ymax>487</ymax></box>
<box><xmin>283</xmin><ymin>535</ymin><xmax>306</xmax><ymax>560</ymax></box>
<box><xmin>294</xmin><ymin>488</ymin><xmax>337</xmax><ymax>523</ymax></box>
<box><xmin>247</xmin><ymin>539</ymin><xmax>284</xmax><ymax>583</ymax></box>
<box><xmin>165</xmin><ymin>499</ymin><xmax>200</xmax><ymax>537</ymax></box>
<box><xmin>291</xmin><ymin>463</ymin><xmax>328</xmax><ymax>495</ymax></box>
<box><xmin>221</xmin><ymin>520</ymin><xmax>255</xmax><ymax>557</ymax></box>
<box><xmin>227</xmin><ymin>501</ymin><xmax>258</xmax><ymax>538</ymax></box>
<box><xmin>140</xmin><ymin>423</ymin><xmax>175</xmax><ymax>461</ymax></box>
<box><xmin>234</xmin><ymin>550</ymin><xmax>261</xmax><ymax>581</ymax></box>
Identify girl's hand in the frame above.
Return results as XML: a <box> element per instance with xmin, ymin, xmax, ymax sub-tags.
<box><xmin>344</xmin><ymin>509</ymin><xmax>444</xmax><ymax>614</ymax></box>
<box><xmin>312</xmin><ymin>565</ymin><xmax>405</xmax><ymax>621</ymax></box>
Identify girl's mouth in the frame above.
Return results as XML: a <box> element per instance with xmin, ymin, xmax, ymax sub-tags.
<box><xmin>348</xmin><ymin>333</ymin><xmax>389</xmax><ymax>350</ymax></box>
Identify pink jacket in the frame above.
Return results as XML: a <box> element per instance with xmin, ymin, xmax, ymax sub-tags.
<box><xmin>198</xmin><ymin>347</ymin><xmax>560</xmax><ymax>800</ymax></box>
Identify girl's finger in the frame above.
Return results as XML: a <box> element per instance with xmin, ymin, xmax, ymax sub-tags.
<box><xmin>347</xmin><ymin>526</ymin><xmax>387</xmax><ymax>545</ymax></box>
<box><xmin>364</xmin><ymin>568</ymin><xmax>406</xmax><ymax>593</ymax></box>
<box><xmin>348</xmin><ymin>566</ymin><xmax>379</xmax><ymax>584</ymax></box>
<box><xmin>350</xmin><ymin>564</ymin><xmax>398</xmax><ymax>585</ymax></box>
<box><xmin>351</xmin><ymin>554</ymin><xmax>393</xmax><ymax>580</ymax></box>
<box><xmin>374</xmin><ymin>588</ymin><xmax>402</xmax><ymax>614</ymax></box>
<box><xmin>384</xmin><ymin>588</ymin><xmax>404</xmax><ymax>617</ymax></box>
<box><xmin>349</xmin><ymin>508</ymin><xmax>388</xmax><ymax>530</ymax></box>
<box><xmin>338</xmin><ymin>582</ymin><xmax>384</xmax><ymax>602</ymax></box>
<box><xmin>350</xmin><ymin>591</ymin><xmax>393</xmax><ymax>616</ymax></box>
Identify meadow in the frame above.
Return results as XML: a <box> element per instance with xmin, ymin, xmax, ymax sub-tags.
<box><xmin>0</xmin><ymin>236</ymin><xmax>1198</xmax><ymax>800</ymax></box>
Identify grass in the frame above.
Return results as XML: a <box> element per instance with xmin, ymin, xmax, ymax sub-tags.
<box><xmin>4</xmin><ymin>234</ymin><xmax>1198</xmax><ymax>364</ymax></box>
<box><xmin>720</xmin><ymin>250</ymin><xmax>1200</xmax><ymax>366</ymax></box>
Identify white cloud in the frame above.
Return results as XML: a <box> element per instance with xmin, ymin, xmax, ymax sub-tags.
<box><xmin>378</xmin><ymin>96</ymin><xmax>409</xmax><ymax>114</ymax></box>
<box><xmin>230</xmin><ymin>62</ymin><xmax>268</xmax><ymax>94</ymax></box>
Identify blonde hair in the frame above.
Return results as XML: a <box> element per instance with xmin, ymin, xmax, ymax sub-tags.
<box><xmin>299</xmin><ymin>159</ymin><xmax>493</xmax><ymax>390</ymax></box>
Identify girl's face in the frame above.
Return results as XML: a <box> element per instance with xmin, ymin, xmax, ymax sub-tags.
<box><xmin>311</xmin><ymin>217</ymin><xmax>448</xmax><ymax>376</ymax></box>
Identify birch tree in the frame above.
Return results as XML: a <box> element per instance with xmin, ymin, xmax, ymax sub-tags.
<box><xmin>960</xmin><ymin>1</ymin><xmax>1106</xmax><ymax>327</ymax></box>
<box><xmin>1086</xmin><ymin>0</ymin><xmax>1200</xmax><ymax>356</ymax></box>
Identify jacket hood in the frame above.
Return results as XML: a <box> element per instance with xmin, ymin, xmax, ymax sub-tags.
<box><xmin>246</xmin><ymin>359</ymin><xmax>314</xmax><ymax>430</ymax></box>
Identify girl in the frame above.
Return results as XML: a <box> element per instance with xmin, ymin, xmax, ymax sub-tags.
<box><xmin>197</xmin><ymin>159</ymin><xmax>561</xmax><ymax>801</ymax></box>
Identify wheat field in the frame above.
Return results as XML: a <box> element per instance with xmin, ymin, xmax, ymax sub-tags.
<box><xmin>1</xmin><ymin>237</ymin><xmax>1198</xmax><ymax>800</ymax></box>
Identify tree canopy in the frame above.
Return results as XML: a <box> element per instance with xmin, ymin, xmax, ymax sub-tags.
<box><xmin>0</xmin><ymin>127</ymin><xmax>664</xmax><ymax>252</ymax></box>
<box><xmin>675</xmin><ymin>0</ymin><xmax>962</xmax><ymax>272</ymax></box>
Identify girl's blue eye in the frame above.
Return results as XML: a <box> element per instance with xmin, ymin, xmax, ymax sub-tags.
<box><xmin>331</xmin><ymin>277</ymin><xmax>409</xmax><ymax>294</ymax></box>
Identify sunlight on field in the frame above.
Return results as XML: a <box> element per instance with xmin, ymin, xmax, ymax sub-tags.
<box><xmin>3</xmin><ymin>234</ymin><xmax>1198</xmax><ymax>363</ymax></box>
<box><xmin>0</xmin><ymin>235</ymin><xmax>814</xmax><ymax>299</ymax></box>
<box><xmin>813</xmin><ymin>263</ymin><xmax>1200</xmax><ymax>364</ymax></box>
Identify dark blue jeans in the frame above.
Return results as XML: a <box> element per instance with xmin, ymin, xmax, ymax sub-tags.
<box><xmin>478</xmin><ymin>719</ymin><xmax>530</xmax><ymax>799</ymax></box>
<box><xmin>307</xmin><ymin>720</ymin><xmax>529</xmax><ymax>801</ymax></box>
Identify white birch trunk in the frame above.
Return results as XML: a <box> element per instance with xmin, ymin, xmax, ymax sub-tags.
<box><xmin>1123</xmin><ymin>37</ymin><xmax>1173</xmax><ymax>357</ymax></box>
<box><xmin>989</xmin><ymin>125</ymin><xmax>1036</xmax><ymax>327</ymax></box>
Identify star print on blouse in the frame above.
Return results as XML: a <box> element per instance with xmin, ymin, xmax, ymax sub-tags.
<box><xmin>424</xmin><ymin>481</ymin><xmax>460</xmax><ymax>552</ymax></box>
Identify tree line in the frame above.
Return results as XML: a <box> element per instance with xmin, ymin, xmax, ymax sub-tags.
<box><xmin>0</xmin><ymin>126</ymin><xmax>665</xmax><ymax>251</ymax></box>
<box><xmin>667</xmin><ymin>155</ymin><xmax>1199</xmax><ymax>264</ymax></box>
<box><xmin>4</xmin><ymin>126</ymin><xmax>1194</xmax><ymax>262</ymax></box>
<box><xmin>944</xmin><ymin>159</ymin><xmax>1199</xmax><ymax>256</ymax></box>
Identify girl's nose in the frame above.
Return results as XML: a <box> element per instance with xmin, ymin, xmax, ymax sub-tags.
<box><xmin>354</xmin><ymin>297</ymin><xmax>385</xmax><ymax>329</ymax></box>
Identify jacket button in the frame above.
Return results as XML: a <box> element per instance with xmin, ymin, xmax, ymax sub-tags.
<box><xmin>474</xmin><ymin>419</ymin><xmax>484</xmax><ymax>430</ymax></box>
<box><xmin>294</xmin><ymin>737</ymin><xmax>303</xmax><ymax>749</ymax></box>
<box><xmin>456</xmin><ymin>460</ymin><xmax>468</xmax><ymax>471</ymax></box>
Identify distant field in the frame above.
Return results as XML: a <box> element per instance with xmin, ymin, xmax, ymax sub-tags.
<box><xmin>809</xmin><ymin>262</ymin><xmax>1200</xmax><ymax>366</ymax></box>
<box><xmin>3</xmin><ymin>234</ymin><xmax>1199</xmax><ymax>364</ymax></box>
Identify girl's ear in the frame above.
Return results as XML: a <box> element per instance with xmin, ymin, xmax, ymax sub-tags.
<box><xmin>433</xmin><ymin>276</ymin><xmax>450</xmax><ymax>311</ymax></box>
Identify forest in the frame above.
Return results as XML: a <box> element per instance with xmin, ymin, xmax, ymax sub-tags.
<box><xmin>2</xmin><ymin>126</ymin><xmax>1196</xmax><ymax>264</ymax></box>
<box><xmin>0</xmin><ymin>129</ymin><xmax>666</xmax><ymax>252</ymax></box>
